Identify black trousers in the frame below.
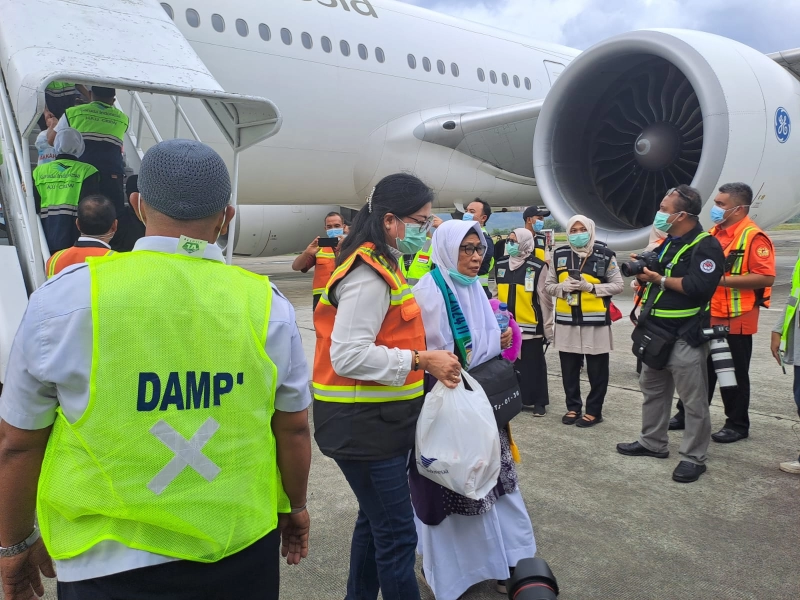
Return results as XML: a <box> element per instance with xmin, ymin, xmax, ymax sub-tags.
<box><xmin>515</xmin><ymin>338</ymin><xmax>549</xmax><ymax>406</ymax></box>
<box><xmin>57</xmin><ymin>529</ymin><xmax>280</xmax><ymax>600</ymax></box>
<box><xmin>559</xmin><ymin>351</ymin><xmax>609</xmax><ymax>417</ymax></box>
<box><xmin>675</xmin><ymin>334</ymin><xmax>752</xmax><ymax>434</ymax></box>
<box><xmin>99</xmin><ymin>172</ymin><xmax>144</xmax><ymax>252</ymax></box>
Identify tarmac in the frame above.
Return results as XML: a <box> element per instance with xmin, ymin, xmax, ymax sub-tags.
<box><xmin>18</xmin><ymin>231</ymin><xmax>800</xmax><ymax>600</ymax></box>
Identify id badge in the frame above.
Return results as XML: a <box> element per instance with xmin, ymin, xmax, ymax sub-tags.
<box><xmin>567</xmin><ymin>293</ymin><xmax>579</xmax><ymax>307</ymax></box>
<box><xmin>525</xmin><ymin>270</ymin><xmax>535</xmax><ymax>292</ymax></box>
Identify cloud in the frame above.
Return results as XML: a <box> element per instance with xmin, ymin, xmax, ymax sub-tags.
<box><xmin>397</xmin><ymin>0</ymin><xmax>798</xmax><ymax>54</ymax></box>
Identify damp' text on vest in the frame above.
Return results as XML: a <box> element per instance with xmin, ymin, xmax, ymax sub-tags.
<box><xmin>137</xmin><ymin>371</ymin><xmax>244</xmax><ymax>411</ymax></box>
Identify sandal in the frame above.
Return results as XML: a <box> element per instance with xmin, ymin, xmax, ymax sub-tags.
<box><xmin>562</xmin><ymin>411</ymin><xmax>581</xmax><ymax>425</ymax></box>
<box><xmin>576</xmin><ymin>414</ymin><xmax>603</xmax><ymax>428</ymax></box>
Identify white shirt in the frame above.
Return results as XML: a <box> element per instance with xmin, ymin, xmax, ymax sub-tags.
<box><xmin>76</xmin><ymin>236</ymin><xmax>111</xmax><ymax>248</ymax></box>
<box><xmin>0</xmin><ymin>236</ymin><xmax>311</xmax><ymax>581</ymax></box>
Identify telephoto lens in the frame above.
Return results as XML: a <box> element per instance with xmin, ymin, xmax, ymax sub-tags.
<box><xmin>506</xmin><ymin>558</ymin><xmax>559</xmax><ymax>600</ymax></box>
<box><xmin>708</xmin><ymin>338</ymin><xmax>737</xmax><ymax>388</ymax></box>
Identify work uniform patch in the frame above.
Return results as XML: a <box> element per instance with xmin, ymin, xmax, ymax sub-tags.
<box><xmin>497</xmin><ymin>269</ymin><xmax>506</xmax><ymax>277</ymax></box>
<box><xmin>557</xmin><ymin>257</ymin><xmax>567</xmax><ymax>267</ymax></box>
<box><xmin>756</xmin><ymin>246</ymin><xmax>771</xmax><ymax>258</ymax></box>
<box><xmin>700</xmin><ymin>259</ymin><xmax>716</xmax><ymax>273</ymax></box>
<box><xmin>417</xmin><ymin>255</ymin><xmax>430</xmax><ymax>264</ymax></box>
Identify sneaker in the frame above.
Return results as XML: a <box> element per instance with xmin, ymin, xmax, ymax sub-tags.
<box><xmin>532</xmin><ymin>405</ymin><xmax>546</xmax><ymax>417</ymax></box>
<box><xmin>779</xmin><ymin>460</ymin><xmax>800</xmax><ymax>474</ymax></box>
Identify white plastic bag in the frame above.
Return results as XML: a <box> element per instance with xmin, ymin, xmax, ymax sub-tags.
<box><xmin>415</xmin><ymin>370</ymin><xmax>501</xmax><ymax>500</ymax></box>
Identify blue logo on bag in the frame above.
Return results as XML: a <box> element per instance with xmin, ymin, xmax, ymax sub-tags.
<box><xmin>775</xmin><ymin>107</ymin><xmax>790</xmax><ymax>143</ymax></box>
<box><xmin>420</xmin><ymin>455</ymin><xmax>436</xmax><ymax>468</ymax></box>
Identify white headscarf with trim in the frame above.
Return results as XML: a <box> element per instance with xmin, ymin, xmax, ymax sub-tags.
<box><xmin>412</xmin><ymin>220</ymin><xmax>501</xmax><ymax>368</ymax></box>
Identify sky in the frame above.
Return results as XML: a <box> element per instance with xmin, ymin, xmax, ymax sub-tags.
<box><xmin>397</xmin><ymin>0</ymin><xmax>799</xmax><ymax>54</ymax></box>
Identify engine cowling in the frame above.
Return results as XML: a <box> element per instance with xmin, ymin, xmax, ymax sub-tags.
<box><xmin>534</xmin><ymin>29</ymin><xmax>800</xmax><ymax>250</ymax></box>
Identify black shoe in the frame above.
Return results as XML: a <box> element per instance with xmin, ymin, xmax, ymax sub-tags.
<box><xmin>575</xmin><ymin>415</ymin><xmax>603</xmax><ymax>428</ymax></box>
<box><xmin>532</xmin><ymin>405</ymin><xmax>546</xmax><ymax>417</ymax></box>
<box><xmin>562</xmin><ymin>411</ymin><xmax>581</xmax><ymax>425</ymax></box>
<box><xmin>668</xmin><ymin>416</ymin><xmax>685</xmax><ymax>431</ymax></box>
<box><xmin>711</xmin><ymin>428</ymin><xmax>748</xmax><ymax>443</ymax></box>
<box><xmin>672</xmin><ymin>460</ymin><xmax>707</xmax><ymax>483</ymax></box>
<box><xmin>616</xmin><ymin>441</ymin><xmax>669</xmax><ymax>459</ymax></box>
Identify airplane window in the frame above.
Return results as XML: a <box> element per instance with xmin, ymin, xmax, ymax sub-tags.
<box><xmin>259</xmin><ymin>24</ymin><xmax>271</xmax><ymax>41</ymax></box>
<box><xmin>477</xmin><ymin>68</ymin><xmax>485</xmax><ymax>82</ymax></box>
<box><xmin>340</xmin><ymin>40</ymin><xmax>350</xmax><ymax>56</ymax></box>
<box><xmin>423</xmin><ymin>57</ymin><xmax>431</xmax><ymax>72</ymax></box>
<box><xmin>185</xmin><ymin>8</ymin><xmax>200</xmax><ymax>28</ymax></box>
<box><xmin>160</xmin><ymin>3</ymin><xmax>173</xmax><ymax>19</ymax></box>
<box><xmin>451</xmin><ymin>63</ymin><xmax>459</xmax><ymax>77</ymax></box>
<box><xmin>322</xmin><ymin>36</ymin><xmax>332</xmax><ymax>53</ymax></box>
<box><xmin>281</xmin><ymin>28</ymin><xmax>292</xmax><ymax>45</ymax></box>
<box><xmin>376</xmin><ymin>47</ymin><xmax>385</xmax><ymax>63</ymax></box>
<box><xmin>302</xmin><ymin>32</ymin><xmax>313</xmax><ymax>49</ymax></box>
<box><xmin>211</xmin><ymin>14</ymin><xmax>225</xmax><ymax>33</ymax></box>
<box><xmin>502</xmin><ymin>73</ymin><xmax>509</xmax><ymax>86</ymax></box>
<box><xmin>358</xmin><ymin>44</ymin><xmax>368</xmax><ymax>60</ymax></box>
<box><xmin>408</xmin><ymin>54</ymin><xmax>416</xmax><ymax>69</ymax></box>
<box><xmin>525</xmin><ymin>77</ymin><xmax>532</xmax><ymax>90</ymax></box>
<box><xmin>513</xmin><ymin>75</ymin><xmax>520</xmax><ymax>88</ymax></box>
<box><xmin>490</xmin><ymin>70</ymin><xmax>497</xmax><ymax>84</ymax></box>
<box><xmin>437</xmin><ymin>60</ymin><xmax>445</xmax><ymax>75</ymax></box>
<box><xmin>236</xmin><ymin>19</ymin><xmax>249</xmax><ymax>37</ymax></box>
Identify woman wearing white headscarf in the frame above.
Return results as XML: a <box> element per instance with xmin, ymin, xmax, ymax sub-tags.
<box><xmin>411</xmin><ymin>220</ymin><xmax>536</xmax><ymax>600</ymax></box>
<box><xmin>545</xmin><ymin>215</ymin><xmax>624</xmax><ymax>427</ymax></box>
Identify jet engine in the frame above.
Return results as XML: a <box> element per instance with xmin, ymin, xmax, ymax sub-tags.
<box><xmin>534</xmin><ymin>29</ymin><xmax>800</xmax><ymax>250</ymax></box>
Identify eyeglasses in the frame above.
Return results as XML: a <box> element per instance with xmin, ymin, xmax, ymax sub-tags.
<box><xmin>459</xmin><ymin>244</ymin><xmax>486</xmax><ymax>256</ymax></box>
<box><xmin>666</xmin><ymin>187</ymin><xmax>691</xmax><ymax>202</ymax></box>
<box><xmin>400</xmin><ymin>215</ymin><xmax>434</xmax><ymax>233</ymax></box>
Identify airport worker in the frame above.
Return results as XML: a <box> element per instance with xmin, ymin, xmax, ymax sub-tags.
<box><xmin>464</xmin><ymin>198</ymin><xmax>496</xmax><ymax>299</ymax></box>
<box><xmin>400</xmin><ymin>215</ymin><xmax>442</xmax><ymax>285</ymax></box>
<box><xmin>312</xmin><ymin>173</ymin><xmax>461</xmax><ymax>600</ymax></box>
<box><xmin>771</xmin><ymin>250</ymin><xmax>800</xmax><ymax>475</ymax></box>
<box><xmin>45</xmin><ymin>195</ymin><xmax>116</xmax><ymax>278</ymax></box>
<box><xmin>33</xmin><ymin>127</ymin><xmax>100</xmax><ymax>252</ymax></box>
<box><xmin>497</xmin><ymin>227</ymin><xmax>554</xmax><ymax>415</ymax></box>
<box><xmin>292</xmin><ymin>211</ymin><xmax>346</xmax><ymax>310</ymax></box>
<box><xmin>670</xmin><ymin>183</ymin><xmax>775</xmax><ymax>442</ymax></box>
<box><xmin>545</xmin><ymin>215</ymin><xmax>623</xmax><ymax>427</ymax></box>
<box><xmin>0</xmin><ymin>139</ymin><xmax>312</xmax><ymax>600</ymax></box>
<box><xmin>50</xmin><ymin>86</ymin><xmax>132</xmax><ymax>250</ymax></box>
<box><xmin>617</xmin><ymin>185</ymin><xmax>725</xmax><ymax>483</ymax></box>
<box><xmin>523</xmin><ymin>205</ymin><xmax>551</xmax><ymax>262</ymax></box>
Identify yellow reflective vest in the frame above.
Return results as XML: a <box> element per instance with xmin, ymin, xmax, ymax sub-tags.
<box><xmin>553</xmin><ymin>244</ymin><xmax>615</xmax><ymax>326</ymax></box>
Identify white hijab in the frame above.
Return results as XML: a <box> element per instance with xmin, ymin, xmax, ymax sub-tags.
<box><xmin>54</xmin><ymin>127</ymin><xmax>85</xmax><ymax>158</ymax></box>
<box><xmin>413</xmin><ymin>220</ymin><xmax>501</xmax><ymax>368</ymax></box>
<box><xmin>567</xmin><ymin>214</ymin><xmax>596</xmax><ymax>258</ymax></box>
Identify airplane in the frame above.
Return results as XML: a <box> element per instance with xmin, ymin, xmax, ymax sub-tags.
<box><xmin>2</xmin><ymin>0</ymin><xmax>800</xmax><ymax>256</ymax></box>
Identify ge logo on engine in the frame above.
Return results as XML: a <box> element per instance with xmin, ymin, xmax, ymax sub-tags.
<box><xmin>775</xmin><ymin>107</ymin><xmax>791</xmax><ymax>144</ymax></box>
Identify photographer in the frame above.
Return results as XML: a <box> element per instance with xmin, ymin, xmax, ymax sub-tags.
<box><xmin>292</xmin><ymin>212</ymin><xmax>346</xmax><ymax>310</ymax></box>
<box><xmin>617</xmin><ymin>186</ymin><xmax>724</xmax><ymax>483</ymax></box>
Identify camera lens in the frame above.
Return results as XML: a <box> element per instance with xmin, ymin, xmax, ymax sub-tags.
<box><xmin>507</xmin><ymin>558</ymin><xmax>559</xmax><ymax>600</ymax></box>
<box><xmin>621</xmin><ymin>259</ymin><xmax>644</xmax><ymax>278</ymax></box>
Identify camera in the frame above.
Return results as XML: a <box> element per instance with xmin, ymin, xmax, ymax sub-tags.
<box><xmin>506</xmin><ymin>558</ymin><xmax>559</xmax><ymax>600</ymax></box>
<box><xmin>702</xmin><ymin>325</ymin><xmax>737</xmax><ymax>389</ymax></box>
<box><xmin>621</xmin><ymin>250</ymin><xmax>662</xmax><ymax>277</ymax></box>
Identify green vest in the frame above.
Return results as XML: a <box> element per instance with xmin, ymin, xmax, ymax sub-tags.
<box><xmin>33</xmin><ymin>159</ymin><xmax>98</xmax><ymax>216</ymax></box>
<box><xmin>780</xmin><ymin>251</ymin><xmax>800</xmax><ymax>351</ymax></box>
<box><xmin>37</xmin><ymin>251</ymin><xmax>288</xmax><ymax>561</ymax></box>
<box><xmin>479</xmin><ymin>227</ymin><xmax>495</xmax><ymax>288</ymax></box>
<box><xmin>401</xmin><ymin>239</ymin><xmax>433</xmax><ymax>285</ymax></box>
<box><xmin>65</xmin><ymin>101</ymin><xmax>129</xmax><ymax>147</ymax></box>
<box><xmin>46</xmin><ymin>81</ymin><xmax>77</xmax><ymax>97</ymax></box>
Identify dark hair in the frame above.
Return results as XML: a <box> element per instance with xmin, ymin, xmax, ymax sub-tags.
<box><xmin>325</xmin><ymin>211</ymin><xmax>343</xmax><ymax>222</ymax></box>
<box><xmin>672</xmin><ymin>184</ymin><xmax>702</xmax><ymax>218</ymax></box>
<box><xmin>337</xmin><ymin>173</ymin><xmax>434</xmax><ymax>268</ymax></box>
<box><xmin>719</xmin><ymin>182</ymin><xmax>753</xmax><ymax>206</ymax></box>
<box><xmin>471</xmin><ymin>198</ymin><xmax>492</xmax><ymax>223</ymax></box>
<box><xmin>77</xmin><ymin>195</ymin><xmax>117</xmax><ymax>235</ymax></box>
<box><xmin>126</xmin><ymin>174</ymin><xmax>138</xmax><ymax>198</ymax></box>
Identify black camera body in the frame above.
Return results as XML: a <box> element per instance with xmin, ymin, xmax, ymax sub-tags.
<box><xmin>621</xmin><ymin>250</ymin><xmax>662</xmax><ymax>277</ymax></box>
<box><xmin>701</xmin><ymin>324</ymin><xmax>729</xmax><ymax>340</ymax></box>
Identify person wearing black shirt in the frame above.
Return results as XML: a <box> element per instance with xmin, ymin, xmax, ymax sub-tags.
<box><xmin>617</xmin><ymin>186</ymin><xmax>724</xmax><ymax>483</ymax></box>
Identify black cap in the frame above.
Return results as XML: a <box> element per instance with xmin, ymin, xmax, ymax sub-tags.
<box><xmin>91</xmin><ymin>86</ymin><xmax>116</xmax><ymax>97</ymax></box>
<box><xmin>523</xmin><ymin>206</ymin><xmax>551</xmax><ymax>219</ymax></box>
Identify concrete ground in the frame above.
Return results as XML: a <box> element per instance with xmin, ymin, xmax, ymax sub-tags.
<box><xmin>20</xmin><ymin>232</ymin><xmax>800</xmax><ymax>600</ymax></box>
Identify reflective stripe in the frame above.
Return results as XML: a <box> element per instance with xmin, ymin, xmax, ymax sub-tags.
<box><xmin>47</xmin><ymin>250</ymin><xmax>67</xmax><ymax>278</ymax></box>
<box><xmin>40</xmin><ymin>205</ymin><xmax>79</xmax><ymax>218</ymax></box>
<box><xmin>313</xmin><ymin>381</ymin><xmax>425</xmax><ymax>403</ymax></box>
<box><xmin>82</xmin><ymin>133</ymin><xmax>124</xmax><ymax>148</ymax></box>
<box><xmin>147</xmin><ymin>418</ymin><xmax>221</xmax><ymax>495</ymax></box>
<box><xmin>642</xmin><ymin>232</ymin><xmax>710</xmax><ymax>313</ymax></box>
<box><xmin>780</xmin><ymin>251</ymin><xmax>800</xmax><ymax>349</ymax></box>
<box><xmin>650</xmin><ymin>307</ymin><xmax>702</xmax><ymax>318</ymax></box>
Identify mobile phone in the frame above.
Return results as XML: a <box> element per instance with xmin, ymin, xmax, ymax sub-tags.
<box><xmin>318</xmin><ymin>237</ymin><xmax>339</xmax><ymax>248</ymax></box>
<box><xmin>568</xmin><ymin>269</ymin><xmax>581</xmax><ymax>280</ymax></box>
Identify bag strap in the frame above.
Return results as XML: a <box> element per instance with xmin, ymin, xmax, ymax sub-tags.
<box><xmin>430</xmin><ymin>268</ymin><xmax>473</xmax><ymax>369</ymax></box>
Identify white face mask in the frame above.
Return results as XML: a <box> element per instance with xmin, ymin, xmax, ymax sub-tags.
<box><xmin>215</xmin><ymin>212</ymin><xmax>227</xmax><ymax>244</ymax></box>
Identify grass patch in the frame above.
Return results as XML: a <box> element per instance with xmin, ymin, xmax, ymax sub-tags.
<box><xmin>771</xmin><ymin>223</ymin><xmax>800</xmax><ymax>231</ymax></box>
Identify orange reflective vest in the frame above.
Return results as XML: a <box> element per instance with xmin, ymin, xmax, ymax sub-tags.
<box><xmin>710</xmin><ymin>217</ymin><xmax>773</xmax><ymax>318</ymax></box>
<box><xmin>312</xmin><ymin>247</ymin><xmax>337</xmax><ymax>298</ymax></box>
<box><xmin>46</xmin><ymin>243</ymin><xmax>114</xmax><ymax>278</ymax></box>
<box><xmin>313</xmin><ymin>243</ymin><xmax>426</xmax><ymax>403</ymax></box>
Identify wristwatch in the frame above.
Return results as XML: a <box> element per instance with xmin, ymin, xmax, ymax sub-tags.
<box><xmin>660</xmin><ymin>276</ymin><xmax>667</xmax><ymax>290</ymax></box>
<box><xmin>0</xmin><ymin>526</ymin><xmax>40</xmax><ymax>558</ymax></box>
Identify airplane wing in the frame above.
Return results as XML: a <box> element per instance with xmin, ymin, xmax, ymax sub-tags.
<box><xmin>413</xmin><ymin>100</ymin><xmax>543</xmax><ymax>182</ymax></box>
<box><xmin>768</xmin><ymin>47</ymin><xmax>800</xmax><ymax>81</ymax></box>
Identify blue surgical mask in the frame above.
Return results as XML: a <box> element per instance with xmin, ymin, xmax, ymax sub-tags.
<box><xmin>653</xmin><ymin>211</ymin><xmax>674</xmax><ymax>233</ymax></box>
<box><xmin>449</xmin><ymin>270</ymin><xmax>479</xmax><ymax>286</ymax></box>
<box><xmin>569</xmin><ymin>232</ymin><xmax>591</xmax><ymax>248</ymax></box>
<box><xmin>533</xmin><ymin>220</ymin><xmax>544</xmax><ymax>232</ymax></box>
<box><xmin>327</xmin><ymin>228</ymin><xmax>343</xmax><ymax>238</ymax></box>
<box><xmin>462</xmin><ymin>213</ymin><xmax>474</xmax><ymax>221</ymax></box>
<box><xmin>506</xmin><ymin>242</ymin><xmax>520</xmax><ymax>256</ymax></box>
<box><xmin>396</xmin><ymin>222</ymin><xmax>428</xmax><ymax>255</ymax></box>
<box><xmin>710</xmin><ymin>205</ymin><xmax>731</xmax><ymax>224</ymax></box>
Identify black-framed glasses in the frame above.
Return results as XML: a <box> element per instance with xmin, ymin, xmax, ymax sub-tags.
<box><xmin>397</xmin><ymin>214</ymin><xmax>434</xmax><ymax>233</ymax></box>
<box><xmin>459</xmin><ymin>244</ymin><xmax>486</xmax><ymax>256</ymax></box>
